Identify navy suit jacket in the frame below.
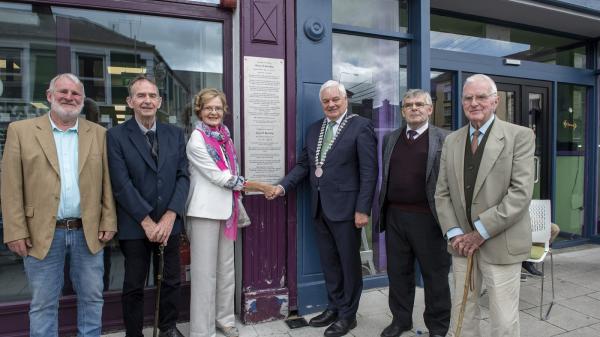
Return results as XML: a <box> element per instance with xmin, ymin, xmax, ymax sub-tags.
<box><xmin>280</xmin><ymin>115</ymin><xmax>378</xmax><ymax>222</ymax></box>
<box><xmin>107</xmin><ymin>118</ymin><xmax>190</xmax><ymax>240</ymax></box>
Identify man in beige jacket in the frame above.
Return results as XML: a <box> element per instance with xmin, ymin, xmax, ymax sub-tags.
<box><xmin>1</xmin><ymin>73</ymin><xmax>116</xmax><ymax>337</ymax></box>
<box><xmin>435</xmin><ymin>74</ymin><xmax>534</xmax><ymax>337</ymax></box>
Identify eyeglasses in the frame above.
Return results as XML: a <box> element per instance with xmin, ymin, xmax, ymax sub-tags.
<box><xmin>203</xmin><ymin>106</ymin><xmax>223</xmax><ymax>113</ymax></box>
<box><xmin>462</xmin><ymin>92</ymin><xmax>497</xmax><ymax>103</ymax></box>
<box><xmin>402</xmin><ymin>102</ymin><xmax>429</xmax><ymax>109</ymax></box>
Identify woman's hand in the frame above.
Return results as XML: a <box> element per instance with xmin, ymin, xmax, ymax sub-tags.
<box><xmin>244</xmin><ymin>180</ymin><xmax>273</xmax><ymax>193</ymax></box>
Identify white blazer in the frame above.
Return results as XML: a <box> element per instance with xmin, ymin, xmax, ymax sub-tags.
<box><xmin>186</xmin><ymin>129</ymin><xmax>235</xmax><ymax>220</ymax></box>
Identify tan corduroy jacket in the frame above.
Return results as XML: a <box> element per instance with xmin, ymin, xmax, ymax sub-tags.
<box><xmin>1</xmin><ymin>114</ymin><xmax>117</xmax><ymax>259</ymax></box>
<box><xmin>435</xmin><ymin>117</ymin><xmax>535</xmax><ymax>264</ymax></box>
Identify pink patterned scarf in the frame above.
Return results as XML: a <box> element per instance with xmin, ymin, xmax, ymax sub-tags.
<box><xmin>197</xmin><ymin>122</ymin><xmax>240</xmax><ymax>240</ymax></box>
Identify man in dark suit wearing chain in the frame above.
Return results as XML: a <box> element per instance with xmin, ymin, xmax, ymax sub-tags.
<box><xmin>378</xmin><ymin>89</ymin><xmax>451</xmax><ymax>337</ymax></box>
<box><xmin>269</xmin><ymin>80</ymin><xmax>378</xmax><ymax>337</ymax></box>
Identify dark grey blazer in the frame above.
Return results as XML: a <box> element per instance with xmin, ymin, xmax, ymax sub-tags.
<box><xmin>378</xmin><ymin>124</ymin><xmax>450</xmax><ymax>232</ymax></box>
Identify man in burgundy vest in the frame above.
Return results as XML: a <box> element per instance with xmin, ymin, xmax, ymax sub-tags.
<box><xmin>378</xmin><ymin>89</ymin><xmax>451</xmax><ymax>337</ymax></box>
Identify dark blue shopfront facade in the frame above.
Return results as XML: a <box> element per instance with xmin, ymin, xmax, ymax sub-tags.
<box><xmin>293</xmin><ymin>0</ymin><xmax>600</xmax><ymax>315</ymax></box>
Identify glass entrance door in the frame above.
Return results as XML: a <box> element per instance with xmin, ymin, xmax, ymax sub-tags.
<box><xmin>488</xmin><ymin>76</ymin><xmax>552</xmax><ymax>200</ymax></box>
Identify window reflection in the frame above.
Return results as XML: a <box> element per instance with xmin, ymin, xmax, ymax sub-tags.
<box><xmin>0</xmin><ymin>3</ymin><xmax>223</xmax><ymax>301</ymax></box>
<box><xmin>555</xmin><ymin>84</ymin><xmax>586</xmax><ymax>239</ymax></box>
<box><xmin>430</xmin><ymin>70</ymin><xmax>454</xmax><ymax>129</ymax></box>
<box><xmin>333</xmin><ymin>0</ymin><xmax>408</xmax><ymax>32</ymax></box>
<box><xmin>496</xmin><ymin>91</ymin><xmax>516</xmax><ymax>123</ymax></box>
<box><xmin>333</xmin><ymin>33</ymin><xmax>407</xmax><ymax>276</ymax></box>
<box><xmin>430</xmin><ymin>14</ymin><xmax>587</xmax><ymax>69</ymax></box>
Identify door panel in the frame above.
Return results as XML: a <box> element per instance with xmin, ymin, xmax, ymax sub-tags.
<box><xmin>489</xmin><ymin>76</ymin><xmax>551</xmax><ymax>200</ymax></box>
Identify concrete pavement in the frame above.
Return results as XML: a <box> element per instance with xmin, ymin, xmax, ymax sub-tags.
<box><xmin>103</xmin><ymin>244</ymin><xmax>600</xmax><ymax>337</ymax></box>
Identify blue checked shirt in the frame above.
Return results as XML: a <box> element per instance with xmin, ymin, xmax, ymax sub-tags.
<box><xmin>49</xmin><ymin>115</ymin><xmax>81</xmax><ymax>220</ymax></box>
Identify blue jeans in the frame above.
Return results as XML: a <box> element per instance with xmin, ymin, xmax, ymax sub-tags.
<box><xmin>24</xmin><ymin>229</ymin><xmax>104</xmax><ymax>337</ymax></box>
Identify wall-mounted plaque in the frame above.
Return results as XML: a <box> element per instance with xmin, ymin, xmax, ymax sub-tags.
<box><xmin>243</xmin><ymin>56</ymin><xmax>285</xmax><ymax>189</ymax></box>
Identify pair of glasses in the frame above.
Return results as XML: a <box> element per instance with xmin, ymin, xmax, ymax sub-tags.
<box><xmin>402</xmin><ymin>102</ymin><xmax>428</xmax><ymax>109</ymax></box>
<box><xmin>203</xmin><ymin>106</ymin><xmax>223</xmax><ymax>112</ymax></box>
<box><xmin>462</xmin><ymin>92</ymin><xmax>497</xmax><ymax>103</ymax></box>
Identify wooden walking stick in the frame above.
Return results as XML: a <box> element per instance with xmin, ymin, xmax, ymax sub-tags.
<box><xmin>153</xmin><ymin>244</ymin><xmax>165</xmax><ymax>337</ymax></box>
<box><xmin>455</xmin><ymin>253</ymin><xmax>474</xmax><ymax>337</ymax></box>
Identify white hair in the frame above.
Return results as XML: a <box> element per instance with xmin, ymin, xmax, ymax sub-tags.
<box><xmin>47</xmin><ymin>73</ymin><xmax>86</xmax><ymax>97</ymax></box>
<box><xmin>319</xmin><ymin>80</ymin><xmax>347</xmax><ymax>100</ymax></box>
<box><xmin>463</xmin><ymin>74</ymin><xmax>497</xmax><ymax>94</ymax></box>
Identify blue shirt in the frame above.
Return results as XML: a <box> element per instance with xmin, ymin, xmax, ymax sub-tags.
<box><xmin>446</xmin><ymin>114</ymin><xmax>496</xmax><ymax>241</ymax></box>
<box><xmin>49</xmin><ymin>115</ymin><xmax>81</xmax><ymax>219</ymax></box>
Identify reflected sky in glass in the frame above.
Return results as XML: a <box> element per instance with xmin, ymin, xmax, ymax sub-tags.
<box><xmin>333</xmin><ymin>0</ymin><xmax>407</xmax><ymax>32</ymax></box>
<box><xmin>333</xmin><ymin>33</ymin><xmax>406</xmax><ymax>107</ymax></box>
<box><xmin>431</xmin><ymin>31</ymin><xmax>530</xmax><ymax>57</ymax></box>
<box><xmin>52</xmin><ymin>7</ymin><xmax>222</xmax><ymax>73</ymax></box>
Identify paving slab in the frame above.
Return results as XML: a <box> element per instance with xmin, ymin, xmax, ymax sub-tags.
<box><xmin>523</xmin><ymin>303</ymin><xmax>599</xmax><ymax>331</ymax></box>
<box><xmin>558</xmin><ymin>295</ymin><xmax>600</xmax><ymax>320</ymax></box>
<box><xmin>552</xmin><ymin>326</ymin><xmax>600</xmax><ymax>337</ymax></box>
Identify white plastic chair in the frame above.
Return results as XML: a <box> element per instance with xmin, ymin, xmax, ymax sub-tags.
<box><xmin>526</xmin><ymin>199</ymin><xmax>555</xmax><ymax>320</ymax></box>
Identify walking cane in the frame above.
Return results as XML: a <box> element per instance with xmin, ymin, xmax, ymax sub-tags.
<box><xmin>455</xmin><ymin>253</ymin><xmax>474</xmax><ymax>337</ymax></box>
<box><xmin>153</xmin><ymin>244</ymin><xmax>165</xmax><ymax>337</ymax></box>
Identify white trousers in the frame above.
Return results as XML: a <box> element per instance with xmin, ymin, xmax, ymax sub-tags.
<box><xmin>188</xmin><ymin>217</ymin><xmax>235</xmax><ymax>337</ymax></box>
<box><xmin>447</xmin><ymin>255</ymin><xmax>521</xmax><ymax>337</ymax></box>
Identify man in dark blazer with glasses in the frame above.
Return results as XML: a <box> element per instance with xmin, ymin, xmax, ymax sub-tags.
<box><xmin>379</xmin><ymin>89</ymin><xmax>451</xmax><ymax>337</ymax></box>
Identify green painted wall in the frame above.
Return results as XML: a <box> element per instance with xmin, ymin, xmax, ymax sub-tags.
<box><xmin>555</xmin><ymin>156</ymin><xmax>585</xmax><ymax>235</ymax></box>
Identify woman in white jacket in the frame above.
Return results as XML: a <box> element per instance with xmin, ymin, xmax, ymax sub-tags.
<box><xmin>186</xmin><ymin>88</ymin><xmax>271</xmax><ymax>337</ymax></box>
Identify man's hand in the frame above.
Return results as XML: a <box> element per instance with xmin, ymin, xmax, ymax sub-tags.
<box><xmin>156</xmin><ymin>210</ymin><xmax>177</xmax><ymax>245</ymax></box>
<box><xmin>141</xmin><ymin>216</ymin><xmax>159</xmax><ymax>242</ymax></box>
<box><xmin>451</xmin><ymin>231</ymin><xmax>485</xmax><ymax>257</ymax></box>
<box><xmin>354</xmin><ymin>212</ymin><xmax>369</xmax><ymax>228</ymax></box>
<box><xmin>98</xmin><ymin>231</ymin><xmax>116</xmax><ymax>243</ymax></box>
<box><xmin>266</xmin><ymin>185</ymin><xmax>284</xmax><ymax>200</ymax></box>
<box><xmin>7</xmin><ymin>238</ymin><xmax>32</xmax><ymax>257</ymax></box>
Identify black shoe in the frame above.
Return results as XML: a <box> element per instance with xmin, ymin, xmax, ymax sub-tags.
<box><xmin>380</xmin><ymin>322</ymin><xmax>412</xmax><ymax>337</ymax></box>
<box><xmin>522</xmin><ymin>261</ymin><xmax>543</xmax><ymax>276</ymax></box>
<box><xmin>309</xmin><ymin>309</ymin><xmax>338</xmax><ymax>327</ymax></box>
<box><xmin>429</xmin><ymin>332</ymin><xmax>447</xmax><ymax>337</ymax></box>
<box><xmin>324</xmin><ymin>318</ymin><xmax>357</xmax><ymax>337</ymax></box>
<box><xmin>158</xmin><ymin>327</ymin><xmax>184</xmax><ymax>337</ymax></box>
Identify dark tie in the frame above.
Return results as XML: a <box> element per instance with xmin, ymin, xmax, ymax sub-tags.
<box><xmin>407</xmin><ymin>129</ymin><xmax>417</xmax><ymax>141</ymax></box>
<box><xmin>146</xmin><ymin>130</ymin><xmax>158</xmax><ymax>162</ymax></box>
<box><xmin>471</xmin><ymin>130</ymin><xmax>480</xmax><ymax>154</ymax></box>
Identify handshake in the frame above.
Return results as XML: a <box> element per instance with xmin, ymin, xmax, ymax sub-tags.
<box><xmin>244</xmin><ymin>180</ymin><xmax>285</xmax><ymax>200</ymax></box>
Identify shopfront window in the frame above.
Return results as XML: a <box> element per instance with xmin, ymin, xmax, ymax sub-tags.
<box><xmin>333</xmin><ymin>0</ymin><xmax>408</xmax><ymax>32</ymax></box>
<box><xmin>555</xmin><ymin>84</ymin><xmax>587</xmax><ymax>239</ymax></box>
<box><xmin>430</xmin><ymin>14</ymin><xmax>588</xmax><ymax>69</ymax></box>
<box><xmin>333</xmin><ymin>32</ymin><xmax>407</xmax><ymax>276</ymax></box>
<box><xmin>0</xmin><ymin>3</ymin><xmax>223</xmax><ymax>301</ymax></box>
